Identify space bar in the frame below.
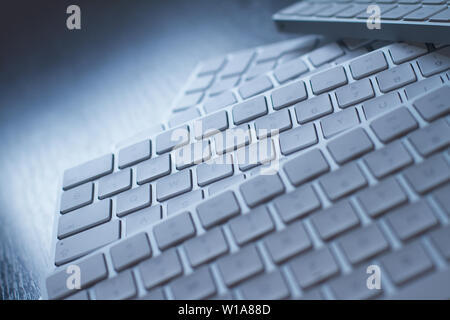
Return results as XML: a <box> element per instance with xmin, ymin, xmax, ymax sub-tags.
<box><xmin>385</xmin><ymin>269</ymin><xmax>450</xmax><ymax>300</ymax></box>
<box><xmin>55</xmin><ymin>220</ymin><xmax>120</xmax><ymax>266</ymax></box>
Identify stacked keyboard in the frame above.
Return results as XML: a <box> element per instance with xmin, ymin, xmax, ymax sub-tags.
<box><xmin>45</xmin><ymin>39</ymin><xmax>450</xmax><ymax>300</ymax></box>
<box><xmin>274</xmin><ymin>0</ymin><xmax>450</xmax><ymax>43</ymax></box>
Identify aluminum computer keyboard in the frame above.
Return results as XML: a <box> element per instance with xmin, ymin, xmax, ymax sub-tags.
<box><xmin>168</xmin><ymin>37</ymin><xmax>389</xmax><ymax>127</ymax></box>
<box><xmin>44</xmin><ymin>41</ymin><xmax>450</xmax><ymax>300</ymax></box>
<box><xmin>274</xmin><ymin>0</ymin><xmax>450</xmax><ymax>43</ymax></box>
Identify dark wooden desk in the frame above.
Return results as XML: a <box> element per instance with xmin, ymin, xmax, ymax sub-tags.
<box><xmin>0</xmin><ymin>0</ymin><xmax>298</xmax><ymax>299</ymax></box>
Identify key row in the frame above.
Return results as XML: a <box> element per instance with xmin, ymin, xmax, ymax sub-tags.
<box><xmin>48</xmin><ymin>182</ymin><xmax>450</xmax><ymax>300</ymax></box>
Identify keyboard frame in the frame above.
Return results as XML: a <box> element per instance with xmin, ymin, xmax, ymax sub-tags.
<box><xmin>43</xmin><ymin>42</ymin><xmax>450</xmax><ymax>300</ymax></box>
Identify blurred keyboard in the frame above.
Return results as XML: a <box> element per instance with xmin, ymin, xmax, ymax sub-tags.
<box><xmin>274</xmin><ymin>0</ymin><xmax>450</xmax><ymax>43</ymax></box>
<box><xmin>45</xmin><ymin>40</ymin><xmax>450</xmax><ymax>300</ymax></box>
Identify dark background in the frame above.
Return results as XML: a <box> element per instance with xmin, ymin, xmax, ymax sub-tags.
<box><xmin>0</xmin><ymin>0</ymin><xmax>299</xmax><ymax>299</ymax></box>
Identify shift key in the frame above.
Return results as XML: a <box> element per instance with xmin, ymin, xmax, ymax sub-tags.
<box><xmin>55</xmin><ymin>220</ymin><xmax>120</xmax><ymax>266</ymax></box>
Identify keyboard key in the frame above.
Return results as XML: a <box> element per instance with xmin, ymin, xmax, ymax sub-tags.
<box><xmin>217</xmin><ymin>245</ymin><xmax>264</xmax><ymax>287</ymax></box>
<box><xmin>338</xmin><ymin>224</ymin><xmax>389</xmax><ymax>264</ymax></box>
<box><xmin>198</xmin><ymin>56</ymin><xmax>226</xmax><ymax>76</ymax></box>
<box><xmin>317</xmin><ymin>3</ymin><xmax>352</xmax><ymax>17</ymax></box>
<box><xmin>197</xmin><ymin>191</ymin><xmax>241</xmax><ymax>229</ymax></box>
<box><xmin>357</xmin><ymin>177</ymin><xmax>408</xmax><ymax>217</ymax></box>
<box><xmin>370</xmin><ymin>107</ymin><xmax>418</xmax><ymax>143</ymax></box>
<box><xmin>289</xmin><ymin>247</ymin><xmax>339</xmax><ymax>289</ymax></box>
<box><xmin>215</xmin><ymin>124</ymin><xmax>251</xmax><ymax>155</ymax></box>
<box><xmin>186</xmin><ymin>74</ymin><xmax>214</xmax><ymax>94</ymax></box>
<box><xmin>376</xmin><ymin>63</ymin><xmax>417</xmax><ymax>93</ymax></box>
<box><xmin>403</xmin><ymin>5</ymin><xmax>446</xmax><ymax>21</ymax></box>
<box><xmin>232</xmin><ymin>95</ymin><xmax>268</xmax><ymax>125</ymax></box>
<box><xmin>116</xmin><ymin>184</ymin><xmax>151</xmax><ymax>218</ymax></box>
<box><xmin>98</xmin><ymin>169</ymin><xmax>131</xmax><ymax>200</ymax></box>
<box><xmin>309</xmin><ymin>43</ymin><xmax>344</xmax><ymax>67</ymax></box>
<box><xmin>184</xmin><ymin>228</ymin><xmax>228</xmax><ymax>267</ymax></box>
<box><xmin>413</xmin><ymin>86</ymin><xmax>450</xmax><ymax>122</ymax></box>
<box><xmin>319</xmin><ymin>163</ymin><xmax>367</xmax><ymax>201</ymax></box>
<box><xmin>46</xmin><ymin>253</ymin><xmax>108</xmax><ymax>300</ymax></box>
<box><xmin>362</xmin><ymin>91</ymin><xmax>402</xmax><ymax>119</ymax></box>
<box><xmin>240</xmin><ymin>270</ymin><xmax>290</xmax><ymax>300</ymax></box>
<box><xmin>387</xmin><ymin>200</ymin><xmax>438</xmax><ymax>241</ymax></box>
<box><xmin>257</xmin><ymin>36</ymin><xmax>318</xmax><ymax>63</ymax></box>
<box><xmin>254</xmin><ymin>109</ymin><xmax>292</xmax><ymax>139</ymax></box>
<box><xmin>139</xmin><ymin>249</ymin><xmax>183</xmax><ymax>289</ymax></box>
<box><xmin>386</xmin><ymin>269</ymin><xmax>450</xmax><ymax>299</ymax></box>
<box><xmin>60</xmin><ymin>182</ymin><xmax>93</xmax><ymax>214</ymax></box>
<box><xmin>55</xmin><ymin>220</ymin><xmax>120</xmax><ymax>266</ymax></box>
<box><xmin>168</xmin><ymin>108</ymin><xmax>201</xmax><ymax>128</ymax></box>
<box><xmin>170</xmin><ymin>267</ymin><xmax>217</xmax><ymax>300</ymax></box>
<box><xmin>138</xmin><ymin>287</ymin><xmax>166</xmax><ymax>300</ymax></box>
<box><xmin>194</xmin><ymin>110</ymin><xmax>228</xmax><ymax>139</ymax></box>
<box><xmin>273</xmin><ymin>59</ymin><xmax>309</xmax><ymax>84</ymax></box>
<box><xmin>58</xmin><ymin>199</ymin><xmax>111</xmax><ymax>239</ymax></box>
<box><xmin>229</xmin><ymin>206</ymin><xmax>275</xmax><ymax>245</ymax></box>
<box><xmin>404</xmin><ymin>76</ymin><xmax>443</xmax><ymax>100</ymax></box>
<box><xmin>271</xmin><ymin>81</ymin><xmax>307</xmax><ymax>110</ymax></box>
<box><xmin>433</xmin><ymin>183</ymin><xmax>450</xmax><ymax>215</ymax></box>
<box><xmin>283</xmin><ymin>149</ymin><xmax>330</xmax><ymax>186</ymax></box>
<box><xmin>264</xmin><ymin>221</ymin><xmax>312</xmax><ymax>263</ymax></box>
<box><xmin>408</xmin><ymin>119</ymin><xmax>450</xmax><ymax>157</ymax></box>
<box><xmin>350</xmin><ymin>51</ymin><xmax>388</xmax><ymax>80</ymax></box>
<box><xmin>335</xmin><ymin>79</ymin><xmax>375</xmax><ymax>109</ymax></box>
<box><xmin>273</xmin><ymin>184</ymin><xmax>321</xmax><ymax>223</ymax></box>
<box><xmin>329</xmin><ymin>267</ymin><xmax>383</xmax><ymax>299</ymax></box>
<box><xmin>221</xmin><ymin>51</ymin><xmax>254</xmax><ymax>78</ymax></box>
<box><xmin>238</xmin><ymin>75</ymin><xmax>273</xmax><ymax>99</ymax></box>
<box><xmin>94</xmin><ymin>270</ymin><xmax>137</xmax><ymax>300</ymax></box>
<box><xmin>125</xmin><ymin>205</ymin><xmax>161</xmax><ymax>236</ymax></box>
<box><xmin>311</xmin><ymin>200</ymin><xmax>360</xmax><ymax>240</ymax></box>
<box><xmin>245</xmin><ymin>60</ymin><xmax>276</xmax><ymax>81</ymax></box>
<box><xmin>363</xmin><ymin>141</ymin><xmax>413</xmax><ymax>178</ymax></box>
<box><xmin>430</xmin><ymin>226</ymin><xmax>450</xmax><ymax>260</ymax></box>
<box><xmin>381</xmin><ymin>5</ymin><xmax>421</xmax><ymax>20</ymax></box>
<box><xmin>155</xmin><ymin>125</ymin><xmax>190</xmax><ymax>155</ymax></box>
<box><xmin>310</xmin><ymin>66</ymin><xmax>348</xmax><ymax>95</ymax></box>
<box><xmin>167</xmin><ymin>190</ymin><xmax>203</xmax><ymax>216</ymax></box>
<box><xmin>416</xmin><ymin>47</ymin><xmax>450</xmax><ymax>77</ymax></box>
<box><xmin>204</xmin><ymin>91</ymin><xmax>237</xmax><ymax>114</ymax></box>
<box><xmin>63</xmin><ymin>154</ymin><xmax>113</xmax><ymax>190</ymax></box>
<box><xmin>389</xmin><ymin>42</ymin><xmax>428</xmax><ymax>64</ymax></box>
<box><xmin>294</xmin><ymin>94</ymin><xmax>333</xmax><ymax>124</ymax></box>
<box><xmin>175</xmin><ymin>140</ymin><xmax>211</xmax><ymax>170</ymax></box>
<box><xmin>236</xmin><ymin>139</ymin><xmax>275</xmax><ymax>171</ymax></box>
<box><xmin>209</xmin><ymin>76</ymin><xmax>239</xmax><ymax>96</ymax></box>
<box><xmin>136</xmin><ymin>154</ymin><xmax>171</xmax><ymax>184</ymax></box>
<box><xmin>356</xmin><ymin>4</ymin><xmax>396</xmax><ymax>18</ymax></box>
<box><xmin>403</xmin><ymin>154</ymin><xmax>450</xmax><ymax>194</ymax></box>
<box><xmin>336</xmin><ymin>4</ymin><xmax>368</xmax><ymax>18</ymax></box>
<box><xmin>279</xmin><ymin>123</ymin><xmax>318</xmax><ymax>155</ymax></box>
<box><xmin>153</xmin><ymin>211</ymin><xmax>196</xmax><ymax>250</ymax></box>
<box><xmin>156</xmin><ymin>169</ymin><xmax>192</xmax><ymax>202</ymax></box>
<box><xmin>118</xmin><ymin>140</ymin><xmax>151</xmax><ymax>169</ymax></box>
<box><xmin>429</xmin><ymin>7</ymin><xmax>450</xmax><ymax>22</ymax></box>
<box><xmin>110</xmin><ymin>232</ymin><xmax>152</xmax><ymax>271</ymax></box>
<box><xmin>65</xmin><ymin>290</ymin><xmax>89</xmax><ymax>300</ymax></box>
<box><xmin>321</xmin><ymin>108</ymin><xmax>360</xmax><ymax>138</ymax></box>
<box><xmin>327</xmin><ymin>128</ymin><xmax>374</xmax><ymax>164</ymax></box>
<box><xmin>381</xmin><ymin>242</ymin><xmax>434</xmax><ymax>285</ymax></box>
<box><xmin>239</xmin><ymin>173</ymin><xmax>285</xmax><ymax>208</ymax></box>
<box><xmin>208</xmin><ymin>174</ymin><xmax>245</xmax><ymax>195</ymax></box>
<box><xmin>175</xmin><ymin>92</ymin><xmax>203</xmax><ymax>111</ymax></box>
<box><xmin>196</xmin><ymin>155</ymin><xmax>233</xmax><ymax>187</ymax></box>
